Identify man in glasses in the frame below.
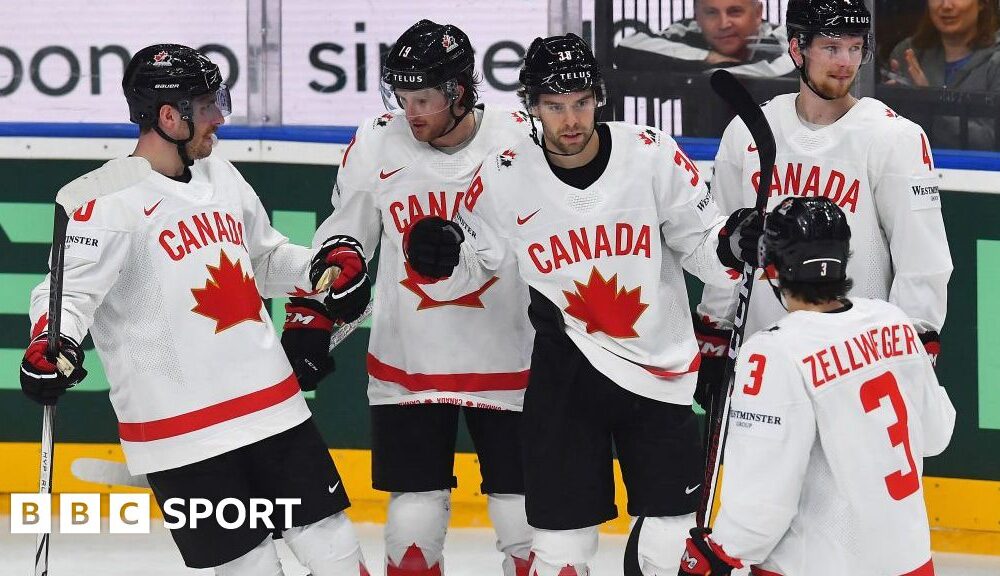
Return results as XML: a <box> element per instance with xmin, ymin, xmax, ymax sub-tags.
<box><xmin>292</xmin><ymin>20</ymin><xmax>535</xmax><ymax>576</ymax></box>
<box><xmin>21</xmin><ymin>44</ymin><xmax>371</xmax><ymax>575</ymax></box>
<box><xmin>694</xmin><ymin>0</ymin><xmax>952</xmax><ymax>439</ymax></box>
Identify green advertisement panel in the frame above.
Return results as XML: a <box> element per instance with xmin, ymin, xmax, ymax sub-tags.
<box><xmin>0</xmin><ymin>159</ymin><xmax>997</xmax><ymax>481</ymax></box>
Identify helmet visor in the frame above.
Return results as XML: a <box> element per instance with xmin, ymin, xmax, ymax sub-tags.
<box><xmin>380</xmin><ymin>81</ymin><xmax>455</xmax><ymax>118</ymax></box>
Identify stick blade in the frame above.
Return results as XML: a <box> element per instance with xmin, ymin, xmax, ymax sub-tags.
<box><xmin>71</xmin><ymin>457</ymin><xmax>150</xmax><ymax>489</ymax></box>
<box><xmin>55</xmin><ymin>156</ymin><xmax>152</xmax><ymax>214</ymax></box>
<box><xmin>710</xmin><ymin>70</ymin><xmax>777</xmax><ymax>200</ymax></box>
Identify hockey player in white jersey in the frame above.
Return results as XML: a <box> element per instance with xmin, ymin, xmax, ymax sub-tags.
<box><xmin>694</xmin><ymin>0</ymin><xmax>953</xmax><ymax>423</ymax></box>
<box><xmin>283</xmin><ymin>20</ymin><xmax>535</xmax><ymax>576</ymax></box>
<box><xmin>678</xmin><ymin>196</ymin><xmax>955</xmax><ymax>576</ymax></box>
<box><xmin>19</xmin><ymin>45</ymin><xmax>371</xmax><ymax>576</ymax></box>
<box><xmin>402</xmin><ymin>34</ymin><xmax>764</xmax><ymax>576</ymax></box>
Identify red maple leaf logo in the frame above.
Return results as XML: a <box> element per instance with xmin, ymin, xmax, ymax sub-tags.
<box><xmin>562</xmin><ymin>267</ymin><xmax>648</xmax><ymax>339</ymax></box>
<box><xmin>191</xmin><ymin>250</ymin><xmax>264</xmax><ymax>333</ymax></box>
<box><xmin>386</xmin><ymin>544</ymin><xmax>442</xmax><ymax>576</ymax></box>
<box><xmin>399</xmin><ymin>262</ymin><xmax>499</xmax><ymax>310</ymax></box>
<box><xmin>286</xmin><ymin>285</ymin><xmax>322</xmax><ymax>297</ymax></box>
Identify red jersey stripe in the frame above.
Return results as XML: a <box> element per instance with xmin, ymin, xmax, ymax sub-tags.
<box><xmin>367</xmin><ymin>353</ymin><xmax>529</xmax><ymax>393</ymax></box>
<box><xmin>118</xmin><ymin>373</ymin><xmax>300</xmax><ymax>442</ymax></box>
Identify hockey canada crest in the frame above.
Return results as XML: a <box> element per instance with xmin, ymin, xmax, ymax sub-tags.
<box><xmin>375</xmin><ymin>113</ymin><xmax>393</xmax><ymax>128</ymax></box>
<box><xmin>638</xmin><ymin>128</ymin><xmax>657</xmax><ymax>146</ymax></box>
<box><xmin>152</xmin><ymin>51</ymin><xmax>173</xmax><ymax>67</ymax></box>
<box><xmin>498</xmin><ymin>149</ymin><xmax>517</xmax><ymax>168</ymax></box>
<box><xmin>442</xmin><ymin>33</ymin><xmax>458</xmax><ymax>53</ymax></box>
<box><xmin>511</xmin><ymin>111</ymin><xmax>529</xmax><ymax>124</ymax></box>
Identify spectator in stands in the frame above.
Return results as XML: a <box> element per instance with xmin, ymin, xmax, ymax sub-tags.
<box><xmin>887</xmin><ymin>0</ymin><xmax>1000</xmax><ymax>149</ymax></box>
<box><xmin>615</xmin><ymin>0</ymin><xmax>795</xmax><ymax>76</ymax></box>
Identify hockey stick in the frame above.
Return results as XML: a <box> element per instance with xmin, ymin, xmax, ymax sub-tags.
<box><xmin>623</xmin><ymin>70</ymin><xmax>775</xmax><ymax>576</ymax></box>
<box><xmin>33</xmin><ymin>157</ymin><xmax>152</xmax><ymax>576</ymax></box>
<box><xmin>70</xmin><ymin>302</ymin><xmax>373</xmax><ymax>489</ymax></box>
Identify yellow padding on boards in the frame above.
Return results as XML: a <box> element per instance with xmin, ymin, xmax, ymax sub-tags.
<box><xmin>1</xmin><ymin>442</ymin><xmax>997</xmax><ymax>555</ymax></box>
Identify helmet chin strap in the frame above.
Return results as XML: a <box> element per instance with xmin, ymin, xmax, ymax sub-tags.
<box><xmin>429</xmin><ymin>101</ymin><xmax>475</xmax><ymax>147</ymax></box>
<box><xmin>154</xmin><ymin>119</ymin><xmax>196</xmax><ymax>167</ymax></box>
<box><xmin>796</xmin><ymin>55</ymin><xmax>838</xmax><ymax>102</ymax></box>
<box><xmin>528</xmin><ymin>114</ymin><xmax>597</xmax><ymax>158</ymax></box>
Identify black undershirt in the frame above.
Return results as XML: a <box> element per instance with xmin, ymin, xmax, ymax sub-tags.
<box><xmin>169</xmin><ymin>167</ymin><xmax>193</xmax><ymax>183</ymax></box>
<box><xmin>546</xmin><ymin>123</ymin><xmax>612</xmax><ymax>190</ymax></box>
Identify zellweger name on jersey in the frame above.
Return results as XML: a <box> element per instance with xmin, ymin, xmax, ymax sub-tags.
<box><xmin>430</xmin><ymin>123</ymin><xmax>735</xmax><ymax>404</ymax></box>
<box><xmin>29</xmin><ymin>156</ymin><xmax>315</xmax><ymax>474</ymax></box>
<box><xmin>316</xmin><ymin>107</ymin><xmax>534</xmax><ymax>410</ymax></box>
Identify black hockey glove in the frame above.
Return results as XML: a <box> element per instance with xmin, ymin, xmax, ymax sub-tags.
<box><xmin>920</xmin><ymin>330</ymin><xmax>940</xmax><ymax>369</ymax></box>
<box><xmin>692</xmin><ymin>313</ymin><xmax>731</xmax><ymax>410</ymax></box>
<box><xmin>282</xmin><ymin>298</ymin><xmax>336</xmax><ymax>392</ymax></box>
<box><xmin>717</xmin><ymin>208</ymin><xmax>763</xmax><ymax>270</ymax></box>
<box><xmin>678</xmin><ymin>527</ymin><xmax>743</xmax><ymax>576</ymax></box>
<box><xmin>404</xmin><ymin>216</ymin><xmax>464</xmax><ymax>279</ymax></box>
<box><xmin>310</xmin><ymin>235</ymin><xmax>371</xmax><ymax>324</ymax></box>
<box><xmin>20</xmin><ymin>333</ymin><xmax>88</xmax><ymax>405</ymax></box>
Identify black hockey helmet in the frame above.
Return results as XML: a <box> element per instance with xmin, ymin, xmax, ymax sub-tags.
<box><xmin>380</xmin><ymin>19</ymin><xmax>478</xmax><ymax>121</ymax></box>
<box><xmin>786</xmin><ymin>0</ymin><xmax>873</xmax><ymax>63</ymax></box>
<box><xmin>518</xmin><ymin>33</ymin><xmax>607</xmax><ymax>110</ymax></box>
<box><xmin>382</xmin><ymin>19</ymin><xmax>474</xmax><ymax>90</ymax></box>
<box><xmin>761</xmin><ymin>197</ymin><xmax>851</xmax><ymax>283</ymax></box>
<box><xmin>122</xmin><ymin>44</ymin><xmax>230</xmax><ymax>129</ymax></box>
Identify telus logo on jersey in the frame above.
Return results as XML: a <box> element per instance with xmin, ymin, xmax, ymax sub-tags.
<box><xmin>752</xmin><ymin>164</ymin><xmax>861</xmax><ymax>213</ymax></box>
<box><xmin>158</xmin><ymin>211</ymin><xmax>245</xmax><ymax>262</ymax></box>
<box><xmin>528</xmin><ymin>223</ymin><xmax>652</xmax><ymax>274</ymax></box>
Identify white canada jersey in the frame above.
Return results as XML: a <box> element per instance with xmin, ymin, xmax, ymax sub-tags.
<box><xmin>423</xmin><ymin>123</ymin><xmax>736</xmax><ymax>404</ymax></box>
<box><xmin>700</xmin><ymin>94</ymin><xmax>952</xmax><ymax>337</ymax></box>
<box><xmin>29</xmin><ymin>156</ymin><xmax>315</xmax><ymax>474</ymax></box>
<box><xmin>314</xmin><ymin>106</ymin><xmax>534</xmax><ymax>410</ymax></box>
<box><xmin>712</xmin><ymin>298</ymin><xmax>955</xmax><ymax>576</ymax></box>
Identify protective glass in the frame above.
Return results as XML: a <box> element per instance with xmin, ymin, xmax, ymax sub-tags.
<box><xmin>380</xmin><ymin>81</ymin><xmax>455</xmax><ymax>118</ymax></box>
<box><xmin>192</xmin><ymin>84</ymin><xmax>232</xmax><ymax>120</ymax></box>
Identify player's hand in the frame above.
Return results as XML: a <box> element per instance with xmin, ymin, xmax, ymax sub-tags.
<box><xmin>20</xmin><ymin>333</ymin><xmax>88</xmax><ymax>405</ymax></box>
<box><xmin>311</xmin><ymin>235</ymin><xmax>370</xmax><ymax>324</ymax></box>
<box><xmin>282</xmin><ymin>298</ymin><xmax>336</xmax><ymax>392</ymax></box>
<box><xmin>678</xmin><ymin>527</ymin><xmax>743</xmax><ymax>576</ymax></box>
<box><xmin>403</xmin><ymin>216</ymin><xmax>465</xmax><ymax>279</ymax></box>
<box><xmin>920</xmin><ymin>330</ymin><xmax>940</xmax><ymax>369</ymax></box>
<box><xmin>904</xmin><ymin>49</ymin><xmax>930</xmax><ymax>87</ymax></box>
<box><xmin>717</xmin><ymin>208</ymin><xmax>763</xmax><ymax>269</ymax></box>
<box><xmin>693</xmin><ymin>313</ymin><xmax>730</xmax><ymax>409</ymax></box>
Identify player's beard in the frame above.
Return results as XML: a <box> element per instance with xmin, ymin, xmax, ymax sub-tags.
<box><xmin>543</xmin><ymin>122</ymin><xmax>596</xmax><ymax>156</ymax></box>
<box><xmin>407</xmin><ymin>108</ymin><xmax>454</xmax><ymax>143</ymax></box>
<box><xmin>185</xmin><ymin>126</ymin><xmax>218</xmax><ymax>160</ymax></box>
<box><xmin>806</xmin><ymin>64</ymin><xmax>858</xmax><ymax>100</ymax></box>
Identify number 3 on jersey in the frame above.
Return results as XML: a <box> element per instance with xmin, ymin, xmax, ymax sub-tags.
<box><xmin>860</xmin><ymin>371</ymin><xmax>920</xmax><ymax>501</ymax></box>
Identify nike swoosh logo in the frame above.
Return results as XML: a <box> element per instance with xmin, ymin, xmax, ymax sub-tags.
<box><xmin>328</xmin><ymin>481</ymin><xmax>341</xmax><ymax>494</ymax></box>
<box><xmin>143</xmin><ymin>199</ymin><xmax>163</xmax><ymax>216</ymax></box>
<box><xmin>685</xmin><ymin>484</ymin><xmax>701</xmax><ymax>495</ymax></box>
<box><xmin>379</xmin><ymin>166</ymin><xmax>405</xmax><ymax>180</ymax></box>
<box><xmin>516</xmin><ymin>209</ymin><xmax>541</xmax><ymax>225</ymax></box>
<box><xmin>747</xmin><ymin>143</ymin><xmax>758</xmax><ymax>152</ymax></box>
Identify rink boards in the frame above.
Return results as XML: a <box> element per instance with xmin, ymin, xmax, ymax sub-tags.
<box><xmin>0</xmin><ymin>127</ymin><xmax>997</xmax><ymax>555</ymax></box>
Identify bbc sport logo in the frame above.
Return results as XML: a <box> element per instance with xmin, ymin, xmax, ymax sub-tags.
<box><xmin>9</xmin><ymin>494</ymin><xmax>300</xmax><ymax>534</ymax></box>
